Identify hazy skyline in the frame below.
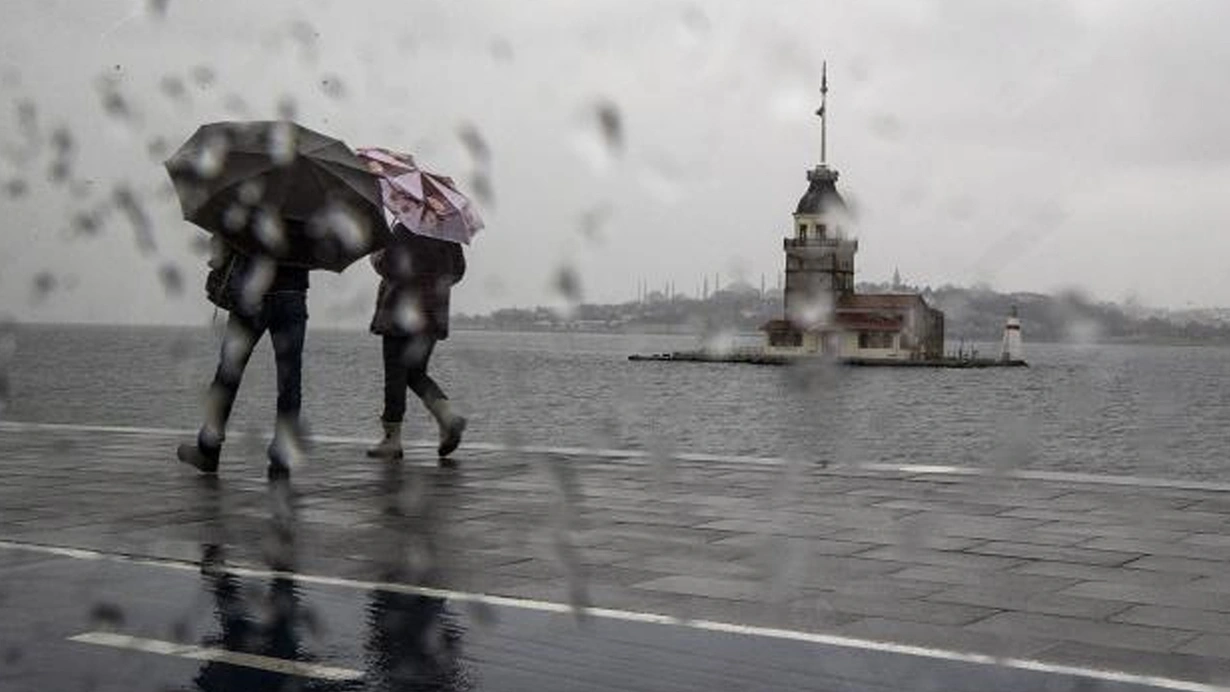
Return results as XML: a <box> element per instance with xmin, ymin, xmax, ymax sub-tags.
<box><xmin>4</xmin><ymin>0</ymin><xmax>1230</xmax><ymax>326</ymax></box>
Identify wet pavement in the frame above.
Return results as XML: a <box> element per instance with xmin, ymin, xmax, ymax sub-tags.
<box><xmin>2</xmin><ymin>422</ymin><xmax>1230</xmax><ymax>690</ymax></box>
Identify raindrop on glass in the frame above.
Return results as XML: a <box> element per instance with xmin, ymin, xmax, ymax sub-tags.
<box><xmin>192</xmin><ymin>133</ymin><xmax>229</xmax><ymax>178</ymax></box>
<box><xmin>159</xmin><ymin>75</ymin><xmax>188</xmax><ymax>103</ymax></box>
<box><xmin>31</xmin><ymin>272</ymin><xmax>57</xmax><ymax>301</ymax></box>
<box><xmin>267</xmin><ymin>121</ymin><xmax>297</xmax><ymax>166</ymax></box>
<box><xmin>113</xmin><ymin>185</ymin><xmax>156</xmax><ymax>253</ymax></box>
<box><xmin>468</xmin><ymin>172</ymin><xmax>494</xmax><ymax>208</ymax></box>
<box><xmin>276</xmin><ymin>96</ymin><xmax>297</xmax><ymax>121</ymax></box>
<box><xmin>89</xmin><ymin>602</ymin><xmax>126</xmax><ymax>628</ymax></box>
<box><xmin>3</xmin><ymin>179</ymin><xmax>27</xmax><ymax>198</ymax></box>
<box><xmin>594</xmin><ymin>100</ymin><xmax>623</xmax><ymax>153</ymax></box>
<box><xmin>159</xmin><ymin>263</ymin><xmax>184</xmax><ymax>297</ymax></box>
<box><xmin>457</xmin><ymin>123</ymin><xmax>491</xmax><ymax>165</ymax></box>
<box><xmin>319</xmin><ymin>75</ymin><xmax>346</xmax><ymax>100</ymax></box>
<box><xmin>553</xmin><ymin>265</ymin><xmax>583</xmax><ymax>304</ymax></box>
<box><xmin>190</xmin><ymin>65</ymin><xmax>216</xmax><ymax>88</ymax></box>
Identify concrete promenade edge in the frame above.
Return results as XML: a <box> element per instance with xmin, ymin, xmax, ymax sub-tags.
<box><xmin>1</xmin><ymin>421</ymin><xmax>1229</xmax><ymax>687</ymax></box>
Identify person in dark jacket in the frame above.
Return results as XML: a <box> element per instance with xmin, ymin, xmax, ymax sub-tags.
<box><xmin>366</xmin><ymin>226</ymin><xmax>467</xmax><ymax>459</ymax></box>
<box><xmin>178</xmin><ymin>239</ymin><xmax>310</xmax><ymax>479</ymax></box>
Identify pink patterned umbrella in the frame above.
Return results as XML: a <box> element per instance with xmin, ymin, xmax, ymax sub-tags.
<box><xmin>355</xmin><ymin>147</ymin><xmax>484</xmax><ymax>245</ymax></box>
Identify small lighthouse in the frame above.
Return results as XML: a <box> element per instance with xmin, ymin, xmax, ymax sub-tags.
<box><xmin>1000</xmin><ymin>306</ymin><xmax>1023</xmax><ymax>363</ymax></box>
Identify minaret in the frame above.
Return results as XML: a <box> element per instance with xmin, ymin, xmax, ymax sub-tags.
<box><xmin>783</xmin><ymin>62</ymin><xmax>858</xmax><ymax>329</ymax></box>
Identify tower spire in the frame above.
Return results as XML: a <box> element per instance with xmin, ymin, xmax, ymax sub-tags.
<box><xmin>816</xmin><ymin>61</ymin><xmax>829</xmax><ymax>165</ymax></box>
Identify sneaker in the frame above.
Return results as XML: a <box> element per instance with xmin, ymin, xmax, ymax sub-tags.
<box><xmin>438</xmin><ymin>416</ymin><xmax>466</xmax><ymax>457</ymax></box>
<box><xmin>177</xmin><ymin>442</ymin><xmax>220</xmax><ymax>474</ymax></box>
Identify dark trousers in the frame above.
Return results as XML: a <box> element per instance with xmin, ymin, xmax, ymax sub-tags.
<box><xmin>203</xmin><ymin>291</ymin><xmax>308</xmax><ymax>445</ymax></box>
<box><xmin>381</xmin><ymin>334</ymin><xmax>446</xmax><ymax>423</ymax></box>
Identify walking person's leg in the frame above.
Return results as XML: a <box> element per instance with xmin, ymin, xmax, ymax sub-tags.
<box><xmin>367</xmin><ymin>335</ymin><xmax>411</xmax><ymax>459</ymax></box>
<box><xmin>404</xmin><ymin>335</ymin><xmax>466</xmax><ymax>457</ymax></box>
<box><xmin>266</xmin><ymin>292</ymin><xmax>308</xmax><ymax>476</ymax></box>
<box><xmin>179</xmin><ymin>311</ymin><xmax>263</xmax><ymax>473</ymax></box>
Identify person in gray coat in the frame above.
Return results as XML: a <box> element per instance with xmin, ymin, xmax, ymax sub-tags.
<box><xmin>367</xmin><ymin>225</ymin><xmax>467</xmax><ymax>459</ymax></box>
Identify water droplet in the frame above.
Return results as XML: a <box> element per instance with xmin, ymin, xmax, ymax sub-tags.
<box><xmin>146</xmin><ymin>136</ymin><xmax>169</xmax><ymax>161</ymax></box>
<box><xmin>190</xmin><ymin>65</ymin><xmax>215</xmax><ymax>88</ymax></box>
<box><xmin>113</xmin><ymin>185</ymin><xmax>156</xmax><ymax>253</ymax></box>
<box><xmin>147</xmin><ymin>0</ymin><xmax>169</xmax><ymax>18</ymax></box>
<box><xmin>275</xmin><ymin>96</ymin><xmax>297</xmax><ymax>121</ymax></box>
<box><xmin>159</xmin><ymin>75</ymin><xmax>188</xmax><ymax>103</ymax></box>
<box><xmin>393</xmin><ymin>300</ymin><xmax>426</xmax><ymax>333</ymax></box>
<box><xmin>595</xmin><ymin>100</ymin><xmax>623</xmax><ymax>153</ymax></box>
<box><xmin>31</xmin><ymin>272</ymin><xmax>56</xmax><ymax>301</ymax></box>
<box><xmin>192</xmin><ymin>133</ymin><xmax>229</xmax><ymax>178</ymax></box>
<box><xmin>467</xmin><ymin>171</ymin><xmax>494</xmax><ymax>208</ymax></box>
<box><xmin>267</xmin><ymin>121</ymin><xmax>297</xmax><ymax>166</ymax></box>
<box><xmin>71</xmin><ymin>211</ymin><xmax>102</xmax><ymax>236</ymax></box>
<box><xmin>48</xmin><ymin>160</ymin><xmax>70</xmax><ymax>184</ymax></box>
<box><xmin>50</xmin><ymin>127</ymin><xmax>73</xmax><ymax>154</ymax></box>
<box><xmin>488</xmin><ymin>38</ymin><xmax>514</xmax><ymax>62</ymax></box>
<box><xmin>238</xmin><ymin>257</ymin><xmax>275</xmax><ymax>313</ymax></box>
<box><xmin>309</xmin><ymin>203</ymin><xmax>371</xmax><ymax>253</ymax></box>
<box><xmin>223</xmin><ymin>93</ymin><xmax>249</xmax><ymax>116</ymax></box>
<box><xmin>252</xmin><ymin>209</ymin><xmax>287</xmax><ymax>255</ymax></box>
<box><xmin>3</xmin><ymin>179</ymin><xmax>27</xmax><ymax>198</ymax></box>
<box><xmin>97</xmin><ymin>78</ymin><xmax>135</xmax><ymax>123</ymax></box>
<box><xmin>223</xmin><ymin>204</ymin><xmax>248</xmax><ymax>231</ymax></box>
<box><xmin>319</xmin><ymin>75</ymin><xmax>346</xmax><ymax>100</ymax></box>
<box><xmin>89</xmin><ymin>602</ymin><xmax>125</xmax><ymax>628</ymax></box>
<box><xmin>457</xmin><ymin>123</ymin><xmax>491</xmax><ymax>165</ymax></box>
<box><xmin>552</xmin><ymin>265</ymin><xmax>583</xmax><ymax>305</ymax></box>
<box><xmin>189</xmin><ymin>234</ymin><xmax>210</xmax><ymax>256</ymax></box>
<box><xmin>238</xmin><ymin>180</ymin><xmax>265</xmax><ymax>206</ymax></box>
<box><xmin>159</xmin><ymin>263</ymin><xmax>184</xmax><ymax>297</ymax></box>
<box><xmin>577</xmin><ymin>205</ymin><xmax>610</xmax><ymax>244</ymax></box>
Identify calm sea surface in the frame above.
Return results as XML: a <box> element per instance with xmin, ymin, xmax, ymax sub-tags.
<box><xmin>5</xmin><ymin>324</ymin><xmax>1230</xmax><ymax>481</ymax></box>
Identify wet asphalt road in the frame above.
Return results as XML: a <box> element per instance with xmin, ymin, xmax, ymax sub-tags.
<box><xmin>0</xmin><ymin>543</ymin><xmax>1189</xmax><ymax>692</ymax></box>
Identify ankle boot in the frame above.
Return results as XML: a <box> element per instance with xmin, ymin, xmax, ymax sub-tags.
<box><xmin>177</xmin><ymin>430</ymin><xmax>221</xmax><ymax>474</ymax></box>
<box><xmin>425</xmin><ymin>399</ymin><xmax>466</xmax><ymax>457</ymax></box>
<box><xmin>366</xmin><ymin>420</ymin><xmax>404</xmax><ymax>459</ymax></box>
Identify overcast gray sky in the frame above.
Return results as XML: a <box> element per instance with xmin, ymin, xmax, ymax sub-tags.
<box><xmin>3</xmin><ymin>0</ymin><xmax>1230</xmax><ymax>325</ymax></box>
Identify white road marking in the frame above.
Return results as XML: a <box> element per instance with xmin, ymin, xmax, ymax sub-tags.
<box><xmin>4</xmin><ymin>419</ymin><xmax>1230</xmax><ymax>491</ymax></box>
<box><xmin>3</xmin><ymin>539</ymin><xmax>1227</xmax><ymax>692</ymax></box>
<box><xmin>67</xmin><ymin>631</ymin><xmax>363</xmax><ymax>681</ymax></box>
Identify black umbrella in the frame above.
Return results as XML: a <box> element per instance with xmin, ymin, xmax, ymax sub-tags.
<box><xmin>165</xmin><ymin>121</ymin><xmax>392</xmax><ymax>272</ymax></box>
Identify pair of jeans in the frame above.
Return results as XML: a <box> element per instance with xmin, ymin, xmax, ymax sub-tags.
<box><xmin>202</xmin><ymin>291</ymin><xmax>308</xmax><ymax>445</ymax></box>
<box><xmin>381</xmin><ymin>334</ymin><xmax>446</xmax><ymax>423</ymax></box>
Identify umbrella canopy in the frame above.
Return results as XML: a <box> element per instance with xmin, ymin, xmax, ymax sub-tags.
<box><xmin>356</xmin><ymin>147</ymin><xmax>484</xmax><ymax>245</ymax></box>
<box><xmin>165</xmin><ymin>121</ymin><xmax>393</xmax><ymax>272</ymax></box>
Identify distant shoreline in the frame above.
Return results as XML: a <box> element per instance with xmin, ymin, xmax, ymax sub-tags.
<box><xmin>8</xmin><ymin>321</ymin><xmax>1230</xmax><ymax>349</ymax></box>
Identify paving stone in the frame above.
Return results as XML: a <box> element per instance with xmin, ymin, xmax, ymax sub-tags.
<box><xmin>1111</xmin><ymin>604</ymin><xmax>1230</xmax><ymax>635</ymax></box>
<box><xmin>968</xmin><ymin>611</ymin><xmax>1198</xmax><ymax>652</ymax></box>
<box><xmin>1012</xmin><ymin>560</ymin><xmax>1201</xmax><ymax>587</ymax></box>
<box><xmin>962</xmin><ymin>540</ymin><xmax>1143</xmax><ymax>567</ymax></box>
<box><xmin>1176</xmin><ymin>634</ymin><xmax>1230</xmax><ymax>660</ymax></box>
<box><xmin>854</xmin><ymin>546</ymin><xmax>1025</xmax><ymax>572</ymax></box>
<box><xmin>1080</xmin><ymin>536</ymin><xmax>1230</xmax><ymax>562</ymax></box>
<box><xmin>889</xmin><ymin>565</ymin><xmax>1080</xmax><ymax>593</ymax></box>
<box><xmin>793</xmin><ymin>593</ymin><xmax>998</xmax><ymax>627</ymax></box>
<box><xmin>629</xmin><ymin>575</ymin><xmax>772</xmax><ymax>602</ymax></box>
<box><xmin>1057</xmin><ymin>581</ymin><xmax>1230</xmax><ymax>613</ymax></box>
<box><xmin>1123</xmin><ymin>554</ymin><xmax>1227</xmax><ymax>576</ymax></box>
<box><xmin>925</xmin><ymin>585</ymin><xmax>1130</xmax><ymax>619</ymax></box>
